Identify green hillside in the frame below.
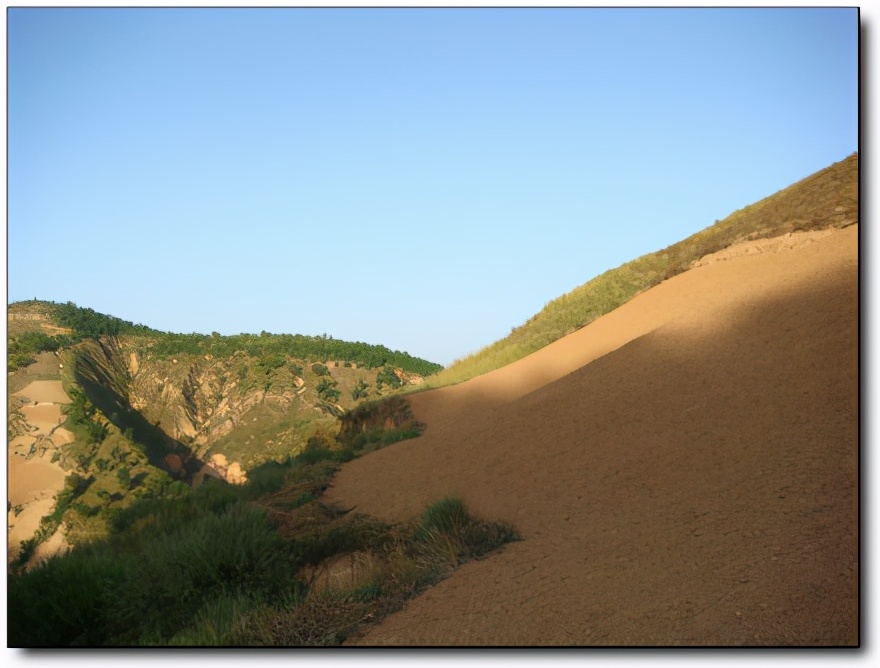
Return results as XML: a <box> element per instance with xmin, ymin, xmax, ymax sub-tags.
<box><xmin>6</xmin><ymin>301</ymin><xmax>444</xmax><ymax>565</ymax></box>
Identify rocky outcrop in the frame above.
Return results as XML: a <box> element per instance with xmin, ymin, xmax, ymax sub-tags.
<box><xmin>393</xmin><ymin>369</ymin><xmax>426</xmax><ymax>386</ymax></box>
<box><xmin>191</xmin><ymin>453</ymin><xmax>248</xmax><ymax>488</ymax></box>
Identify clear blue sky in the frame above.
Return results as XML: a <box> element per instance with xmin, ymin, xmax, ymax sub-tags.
<box><xmin>5</xmin><ymin>7</ymin><xmax>858</xmax><ymax>366</ymax></box>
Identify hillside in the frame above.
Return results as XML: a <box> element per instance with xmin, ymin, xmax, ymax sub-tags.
<box><xmin>430</xmin><ymin>153</ymin><xmax>858</xmax><ymax>387</ymax></box>
<box><xmin>325</xmin><ymin>222</ymin><xmax>858</xmax><ymax>645</ymax></box>
<box><xmin>7</xmin><ymin>303</ymin><xmax>443</xmax><ymax>565</ymax></box>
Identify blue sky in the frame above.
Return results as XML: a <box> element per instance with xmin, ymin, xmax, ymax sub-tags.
<box><xmin>5</xmin><ymin>7</ymin><xmax>858</xmax><ymax>366</ymax></box>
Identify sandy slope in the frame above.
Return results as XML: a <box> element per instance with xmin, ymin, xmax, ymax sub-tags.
<box><xmin>325</xmin><ymin>225</ymin><xmax>858</xmax><ymax>646</ymax></box>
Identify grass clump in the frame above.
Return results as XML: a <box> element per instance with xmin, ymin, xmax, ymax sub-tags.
<box><xmin>412</xmin><ymin>497</ymin><xmax>521</xmax><ymax>571</ymax></box>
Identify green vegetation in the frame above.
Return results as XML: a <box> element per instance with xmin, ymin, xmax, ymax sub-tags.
<box><xmin>65</xmin><ymin>387</ymin><xmax>108</xmax><ymax>445</ymax></box>
<box><xmin>7</xmin><ymin>301</ymin><xmax>443</xmax><ymax>378</ymax></box>
<box><xmin>316</xmin><ymin>378</ymin><xmax>341</xmax><ymax>403</ymax></box>
<box><xmin>375</xmin><ymin>365</ymin><xmax>402</xmax><ymax>391</ymax></box>
<box><xmin>336</xmin><ymin>395</ymin><xmax>424</xmax><ymax>454</ymax></box>
<box><xmin>8</xmin><ymin>401</ymin><xmax>519</xmax><ymax>647</ymax></box>
<box><xmin>351</xmin><ymin>379</ymin><xmax>370</xmax><ymax>400</ymax></box>
<box><xmin>430</xmin><ymin>153</ymin><xmax>858</xmax><ymax>387</ymax></box>
<box><xmin>7</xmin><ymin>300</ymin><xmax>156</xmax><ymax>370</ymax></box>
<box><xmin>54</xmin><ymin>301</ymin><xmax>157</xmax><ymax>338</ymax></box>
<box><xmin>7</xmin><ymin>330</ymin><xmax>66</xmax><ymax>370</ymax></box>
<box><xmin>7</xmin><ymin>299</ymin><xmax>442</xmax><ymax>536</ymax></box>
<box><xmin>147</xmin><ymin>332</ymin><xmax>441</xmax><ymax>377</ymax></box>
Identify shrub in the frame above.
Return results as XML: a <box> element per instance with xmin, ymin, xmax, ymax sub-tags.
<box><xmin>351</xmin><ymin>379</ymin><xmax>370</xmax><ymax>400</ymax></box>
<box><xmin>375</xmin><ymin>366</ymin><xmax>401</xmax><ymax>390</ymax></box>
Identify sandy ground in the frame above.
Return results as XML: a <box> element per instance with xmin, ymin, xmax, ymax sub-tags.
<box><xmin>325</xmin><ymin>225</ymin><xmax>858</xmax><ymax>646</ymax></box>
<box><xmin>7</xmin><ymin>454</ymin><xmax>66</xmax><ymax>508</ymax></box>
<box><xmin>51</xmin><ymin>427</ymin><xmax>75</xmax><ymax>446</ymax></box>
<box><xmin>7</xmin><ymin>379</ymin><xmax>72</xmax><ymax>565</ymax></box>
<box><xmin>14</xmin><ymin>379</ymin><xmax>72</xmax><ymax>405</ymax></box>
<box><xmin>19</xmin><ymin>404</ymin><xmax>65</xmax><ymax>436</ymax></box>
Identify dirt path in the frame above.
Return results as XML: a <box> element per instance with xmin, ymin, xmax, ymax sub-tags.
<box><xmin>325</xmin><ymin>226</ymin><xmax>858</xmax><ymax>645</ymax></box>
<box><xmin>7</xmin><ymin>377</ymin><xmax>72</xmax><ymax>566</ymax></box>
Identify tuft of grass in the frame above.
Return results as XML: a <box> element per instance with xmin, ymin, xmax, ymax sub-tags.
<box><xmin>412</xmin><ymin>497</ymin><xmax>521</xmax><ymax>570</ymax></box>
<box><xmin>335</xmin><ymin>395</ymin><xmax>425</xmax><ymax>455</ymax></box>
<box><xmin>414</xmin><ymin>496</ymin><xmax>470</xmax><ymax>543</ymax></box>
<box><xmin>162</xmin><ymin>593</ymin><xmax>269</xmax><ymax>647</ymax></box>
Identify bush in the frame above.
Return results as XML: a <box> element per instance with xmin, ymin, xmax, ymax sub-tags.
<box><xmin>7</xmin><ymin>330</ymin><xmax>65</xmax><ymax>370</ymax></box>
<box><xmin>316</xmin><ymin>378</ymin><xmax>341</xmax><ymax>402</ymax></box>
<box><xmin>351</xmin><ymin>379</ymin><xmax>370</xmax><ymax>400</ymax></box>
<box><xmin>375</xmin><ymin>366</ymin><xmax>401</xmax><ymax>390</ymax></box>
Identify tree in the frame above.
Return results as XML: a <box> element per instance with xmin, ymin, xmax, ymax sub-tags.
<box><xmin>316</xmin><ymin>378</ymin><xmax>340</xmax><ymax>402</ymax></box>
<box><xmin>376</xmin><ymin>366</ymin><xmax>402</xmax><ymax>391</ymax></box>
<box><xmin>351</xmin><ymin>379</ymin><xmax>370</xmax><ymax>400</ymax></box>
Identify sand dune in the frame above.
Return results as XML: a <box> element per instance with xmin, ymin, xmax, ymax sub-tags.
<box><xmin>325</xmin><ymin>225</ymin><xmax>858</xmax><ymax>645</ymax></box>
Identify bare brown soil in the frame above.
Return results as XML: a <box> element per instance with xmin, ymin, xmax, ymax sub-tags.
<box><xmin>325</xmin><ymin>226</ymin><xmax>858</xmax><ymax>646</ymax></box>
<box><xmin>19</xmin><ymin>404</ymin><xmax>65</xmax><ymax>436</ymax></box>
<box><xmin>7</xmin><ymin>379</ymin><xmax>72</xmax><ymax>565</ymax></box>
<box><xmin>13</xmin><ymin>380</ymin><xmax>72</xmax><ymax>405</ymax></box>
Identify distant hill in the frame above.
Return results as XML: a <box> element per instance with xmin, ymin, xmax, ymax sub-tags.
<box><xmin>6</xmin><ymin>300</ymin><xmax>443</xmax><ymax>560</ymax></box>
<box><xmin>7</xmin><ymin>300</ymin><xmax>443</xmax><ymax>378</ymax></box>
<box><xmin>430</xmin><ymin>153</ymin><xmax>858</xmax><ymax>387</ymax></box>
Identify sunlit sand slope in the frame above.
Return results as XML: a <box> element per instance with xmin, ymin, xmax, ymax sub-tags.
<box><xmin>325</xmin><ymin>226</ymin><xmax>858</xmax><ymax>645</ymax></box>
